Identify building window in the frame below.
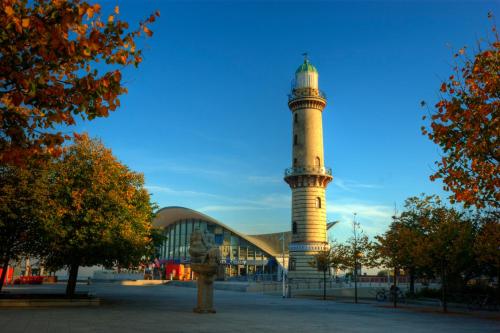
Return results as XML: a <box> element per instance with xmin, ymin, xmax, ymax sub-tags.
<box><xmin>289</xmin><ymin>258</ymin><xmax>296</xmax><ymax>271</ymax></box>
<box><xmin>292</xmin><ymin>222</ymin><xmax>297</xmax><ymax>234</ymax></box>
<box><xmin>294</xmin><ymin>135</ymin><xmax>298</xmax><ymax>145</ymax></box>
<box><xmin>294</xmin><ymin>113</ymin><xmax>298</xmax><ymax>124</ymax></box>
<box><xmin>315</xmin><ymin>156</ymin><xmax>321</xmax><ymax>167</ymax></box>
<box><xmin>316</xmin><ymin>197</ymin><xmax>321</xmax><ymax>208</ymax></box>
<box><xmin>293</xmin><ymin>158</ymin><xmax>297</xmax><ymax>167</ymax></box>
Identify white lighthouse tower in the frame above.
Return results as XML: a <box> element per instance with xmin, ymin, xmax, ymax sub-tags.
<box><xmin>284</xmin><ymin>56</ymin><xmax>333</xmax><ymax>280</ymax></box>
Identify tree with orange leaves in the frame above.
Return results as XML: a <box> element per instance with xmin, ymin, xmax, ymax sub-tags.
<box><xmin>422</xmin><ymin>13</ymin><xmax>499</xmax><ymax>210</ymax></box>
<box><xmin>0</xmin><ymin>0</ymin><xmax>159</xmax><ymax>165</ymax></box>
<box><xmin>44</xmin><ymin>135</ymin><xmax>156</xmax><ymax>297</ymax></box>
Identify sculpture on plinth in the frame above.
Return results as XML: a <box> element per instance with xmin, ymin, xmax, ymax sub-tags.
<box><xmin>189</xmin><ymin>228</ymin><xmax>221</xmax><ymax>313</ymax></box>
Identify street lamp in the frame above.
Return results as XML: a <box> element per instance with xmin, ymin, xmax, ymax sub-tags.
<box><xmin>280</xmin><ymin>232</ymin><xmax>286</xmax><ymax>298</ymax></box>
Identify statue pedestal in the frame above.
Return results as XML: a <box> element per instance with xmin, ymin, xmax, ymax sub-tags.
<box><xmin>191</xmin><ymin>263</ymin><xmax>217</xmax><ymax>314</ymax></box>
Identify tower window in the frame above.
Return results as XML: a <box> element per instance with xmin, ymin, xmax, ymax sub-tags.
<box><xmin>293</xmin><ymin>135</ymin><xmax>298</xmax><ymax>146</ymax></box>
<box><xmin>315</xmin><ymin>156</ymin><xmax>321</xmax><ymax>167</ymax></box>
<box><xmin>292</xmin><ymin>221</ymin><xmax>297</xmax><ymax>234</ymax></box>
<box><xmin>315</xmin><ymin>197</ymin><xmax>322</xmax><ymax>209</ymax></box>
<box><xmin>293</xmin><ymin>158</ymin><xmax>297</xmax><ymax>167</ymax></box>
<box><xmin>289</xmin><ymin>258</ymin><xmax>296</xmax><ymax>271</ymax></box>
<box><xmin>294</xmin><ymin>113</ymin><xmax>298</xmax><ymax>124</ymax></box>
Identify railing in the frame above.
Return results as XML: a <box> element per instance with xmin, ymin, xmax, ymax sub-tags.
<box><xmin>284</xmin><ymin>165</ymin><xmax>332</xmax><ymax>177</ymax></box>
<box><xmin>288</xmin><ymin>88</ymin><xmax>327</xmax><ymax>102</ymax></box>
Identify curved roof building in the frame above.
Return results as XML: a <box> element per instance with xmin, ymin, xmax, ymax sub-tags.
<box><xmin>152</xmin><ymin>207</ymin><xmax>291</xmax><ymax>278</ymax></box>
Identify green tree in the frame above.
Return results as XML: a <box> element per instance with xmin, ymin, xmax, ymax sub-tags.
<box><xmin>0</xmin><ymin>159</ymin><xmax>52</xmax><ymax>291</ymax></box>
<box><xmin>0</xmin><ymin>0</ymin><xmax>158</xmax><ymax>165</ymax></box>
<box><xmin>474</xmin><ymin>215</ymin><xmax>500</xmax><ymax>286</ymax></box>
<box><xmin>44</xmin><ymin>135</ymin><xmax>156</xmax><ymax>296</ymax></box>
<box><xmin>396</xmin><ymin>195</ymin><xmax>477</xmax><ymax>312</ymax></box>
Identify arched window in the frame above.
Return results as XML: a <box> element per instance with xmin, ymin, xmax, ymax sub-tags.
<box><xmin>293</xmin><ymin>135</ymin><xmax>298</xmax><ymax>146</ymax></box>
<box><xmin>293</xmin><ymin>158</ymin><xmax>297</xmax><ymax>167</ymax></box>
<box><xmin>292</xmin><ymin>221</ymin><xmax>297</xmax><ymax>234</ymax></box>
<box><xmin>294</xmin><ymin>113</ymin><xmax>298</xmax><ymax>124</ymax></box>
<box><xmin>315</xmin><ymin>197</ymin><xmax>321</xmax><ymax>209</ymax></box>
<box><xmin>315</xmin><ymin>156</ymin><xmax>321</xmax><ymax>167</ymax></box>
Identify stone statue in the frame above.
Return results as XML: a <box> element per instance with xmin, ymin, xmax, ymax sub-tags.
<box><xmin>189</xmin><ymin>229</ymin><xmax>221</xmax><ymax>313</ymax></box>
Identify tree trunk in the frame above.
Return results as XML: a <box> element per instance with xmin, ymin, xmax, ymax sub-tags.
<box><xmin>0</xmin><ymin>257</ymin><xmax>10</xmax><ymax>293</ymax></box>
<box><xmin>65</xmin><ymin>262</ymin><xmax>79</xmax><ymax>297</ymax></box>
<box><xmin>323</xmin><ymin>270</ymin><xmax>326</xmax><ymax>300</ymax></box>
<box><xmin>441</xmin><ymin>261</ymin><xmax>447</xmax><ymax>313</ymax></box>
<box><xmin>409</xmin><ymin>267</ymin><xmax>415</xmax><ymax>296</ymax></box>
<box><xmin>354</xmin><ymin>265</ymin><xmax>358</xmax><ymax>304</ymax></box>
<box><xmin>393</xmin><ymin>267</ymin><xmax>398</xmax><ymax>308</ymax></box>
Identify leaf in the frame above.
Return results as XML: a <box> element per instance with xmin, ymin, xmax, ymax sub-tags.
<box><xmin>108</xmin><ymin>15</ymin><xmax>114</xmax><ymax>23</ymax></box>
<box><xmin>5</xmin><ymin>6</ymin><xmax>14</xmax><ymax>16</ymax></box>
<box><xmin>22</xmin><ymin>18</ymin><xmax>30</xmax><ymax>28</ymax></box>
<box><xmin>86</xmin><ymin>7</ymin><xmax>94</xmax><ymax>18</ymax></box>
<box><xmin>142</xmin><ymin>26</ymin><xmax>153</xmax><ymax>37</ymax></box>
<box><xmin>114</xmin><ymin>6</ymin><xmax>119</xmax><ymax>14</ymax></box>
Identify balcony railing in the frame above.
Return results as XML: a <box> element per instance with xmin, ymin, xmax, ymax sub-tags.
<box><xmin>288</xmin><ymin>88</ymin><xmax>327</xmax><ymax>102</ymax></box>
<box><xmin>284</xmin><ymin>165</ymin><xmax>332</xmax><ymax>177</ymax></box>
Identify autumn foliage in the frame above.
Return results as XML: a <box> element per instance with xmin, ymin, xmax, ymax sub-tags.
<box><xmin>422</xmin><ymin>14</ymin><xmax>499</xmax><ymax>209</ymax></box>
<box><xmin>0</xmin><ymin>0</ymin><xmax>159</xmax><ymax>165</ymax></box>
<box><xmin>44</xmin><ymin>134</ymin><xmax>156</xmax><ymax>296</ymax></box>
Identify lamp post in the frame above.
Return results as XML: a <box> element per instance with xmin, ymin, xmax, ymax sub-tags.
<box><xmin>281</xmin><ymin>232</ymin><xmax>286</xmax><ymax>298</ymax></box>
<box><xmin>352</xmin><ymin>213</ymin><xmax>359</xmax><ymax>304</ymax></box>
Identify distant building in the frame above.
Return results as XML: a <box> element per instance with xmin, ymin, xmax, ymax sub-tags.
<box><xmin>152</xmin><ymin>206</ymin><xmax>291</xmax><ymax>280</ymax></box>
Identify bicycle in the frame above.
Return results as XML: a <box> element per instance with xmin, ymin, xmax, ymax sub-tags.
<box><xmin>375</xmin><ymin>287</ymin><xmax>406</xmax><ymax>303</ymax></box>
<box><xmin>467</xmin><ymin>294</ymin><xmax>499</xmax><ymax>311</ymax></box>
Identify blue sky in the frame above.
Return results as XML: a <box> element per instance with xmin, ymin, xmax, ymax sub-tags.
<box><xmin>75</xmin><ymin>1</ymin><xmax>498</xmax><ymax>241</ymax></box>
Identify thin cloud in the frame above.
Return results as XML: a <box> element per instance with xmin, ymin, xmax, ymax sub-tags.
<box><xmin>198</xmin><ymin>205</ymin><xmax>267</xmax><ymax>213</ymax></box>
<box><xmin>247</xmin><ymin>175</ymin><xmax>282</xmax><ymax>184</ymax></box>
<box><xmin>327</xmin><ymin>202</ymin><xmax>392</xmax><ymax>219</ymax></box>
<box><xmin>326</xmin><ymin>200</ymin><xmax>393</xmax><ymax>239</ymax></box>
<box><xmin>333</xmin><ymin>178</ymin><xmax>382</xmax><ymax>192</ymax></box>
<box><xmin>197</xmin><ymin>193</ymin><xmax>290</xmax><ymax>213</ymax></box>
<box><xmin>145</xmin><ymin>185</ymin><xmax>223</xmax><ymax>199</ymax></box>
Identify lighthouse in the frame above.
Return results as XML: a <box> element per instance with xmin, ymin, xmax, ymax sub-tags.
<box><xmin>284</xmin><ymin>56</ymin><xmax>333</xmax><ymax>280</ymax></box>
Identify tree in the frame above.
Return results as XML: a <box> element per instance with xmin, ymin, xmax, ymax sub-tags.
<box><xmin>474</xmin><ymin>215</ymin><xmax>500</xmax><ymax>288</ymax></box>
<box><xmin>44</xmin><ymin>135</ymin><xmax>156</xmax><ymax>296</ymax></box>
<box><xmin>396</xmin><ymin>195</ymin><xmax>477</xmax><ymax>312</ymax></box>
<box><xmin>0</xmin><ymin>158</ymin><xmax>52</xmax><ymax>291</ymax></box>
<box><xmin>422</xmin><ymin>14</ymin><xmax>499</xmax><ymax>210</ymax></box>
<box><xmin>334</xmin><ymin>217</ymin><xmax>374</xmax><ymax>304</ymax></box>
<box><xmin>0</xmin><ymin>0</ymin><xmax>159</xmax><ymax>165</ymax></box>
<box><xmin>421</xmin><ymin>206</ymin><xmax>476</xmax><ymax>313</ymax></box>
<box><xmin>309</xmin><ymin>250</ymin><xmax>331</xmax><ymax>300</ymax></box>
<box><xmin>374</xmin><ymin>220</ymin><xmax>422</xmax><ymax>307</ymax></box>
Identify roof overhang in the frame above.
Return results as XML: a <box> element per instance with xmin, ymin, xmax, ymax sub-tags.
<box><xmin>152</xmin><ymin>206</ymin><xmax>279</xmax><ymax>258</ymax></box>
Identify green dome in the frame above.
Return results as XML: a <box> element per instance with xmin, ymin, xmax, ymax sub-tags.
<box><xmin>295</xmin><ymin>59</ymin><xmax>318</xmax><ymax>74</ymax></box>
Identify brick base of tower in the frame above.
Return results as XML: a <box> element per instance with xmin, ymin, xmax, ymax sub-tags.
<box><xmin>288</xmin><ymin>249</ymin><xmax>328</xmax><ymax>280</ymax></box>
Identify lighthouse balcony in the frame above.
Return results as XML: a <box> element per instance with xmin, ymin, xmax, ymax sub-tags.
<box><xmin>288</xmin><ymin>88</ymin><xmax>327</xmax><ymax>102</ymax></box>
<box><xmin>284</xmin><ymin>165</ymin><xmax>332</xmax><ymax>177</ymax></box>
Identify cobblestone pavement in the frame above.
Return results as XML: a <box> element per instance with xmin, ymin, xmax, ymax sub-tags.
<box><xmin>0</xmin><ymin>283</ymin><xmax>498</xmax><ymax>333</ymax></box>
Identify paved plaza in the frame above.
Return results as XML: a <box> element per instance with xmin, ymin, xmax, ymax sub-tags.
<box><xmin>0</xmin><ymin>283</ymin><xmax>498</xmax><ymax>333</ymax></box>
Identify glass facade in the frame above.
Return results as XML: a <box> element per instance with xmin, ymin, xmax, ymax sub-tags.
<box><xmin>158</xmin><ymin>218</ymin><xmax>277</xmax><ymax>278</ymax></box>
